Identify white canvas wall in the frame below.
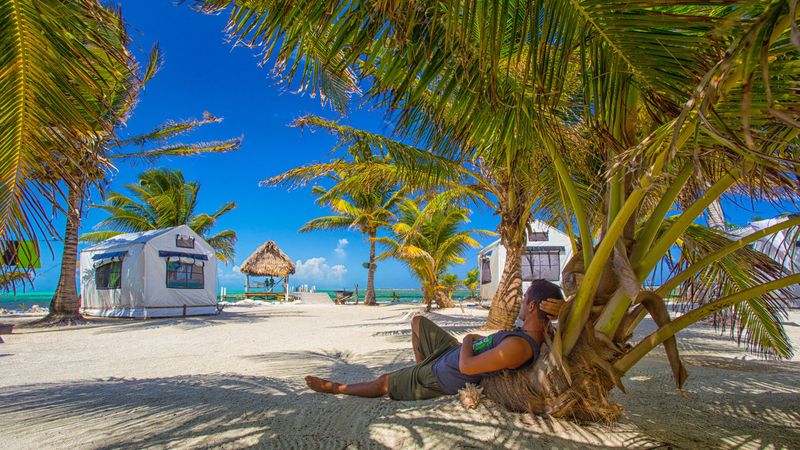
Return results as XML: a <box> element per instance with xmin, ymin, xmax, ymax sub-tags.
<box><xmin>80</xmin><ymin>225</ymin><xmax>218</xmax><ymax>318</ymax></box>
<box><xmin>478</xmin><ymin>221</ymin><xmax>574</xmax><ymax>304</ymax></box>
<box><xmin>731</xmin><ymin>217</ymin><xmax>800</xmax><ymax>307</ymax></box>
<box><xmin>80</xmin><ymin>244</ymin><xmax>146</xmax><ymax>315</ymax></box>
<box><xmin>142</xmin><ymin>226</ymin><xmax>217</xmax><ymax>312</ymax></box>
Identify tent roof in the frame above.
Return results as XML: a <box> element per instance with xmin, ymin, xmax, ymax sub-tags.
<box><xmin>82</xmin><ymin>225</ymin><xmax>189</xmax><ymax>252</ymax></box>
<box><xmin>479</xmin><ymin>220</ymin><xmax>569</xmax><ymax>255</ymax></box>
<box><xmin>239</xmin><ymin>241</ymin><xmax>295</xmax><ymax>277</ymax></box>
<box><xmin>729</xmin><ymin>215</ymin><xmax>798</xmax><ymax>237</ymax></box>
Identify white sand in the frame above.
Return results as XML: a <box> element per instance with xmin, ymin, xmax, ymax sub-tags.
<box><xmin>0</xmin><ymin>304</ymin><xmax>798</xmax><ymax>449</ymax></box>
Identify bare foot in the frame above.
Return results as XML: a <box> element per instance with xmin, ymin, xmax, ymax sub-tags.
<box><xmin>305</xmin><ymin>375</ymin><xmax>341</xmax><ymax>394</ymax></box>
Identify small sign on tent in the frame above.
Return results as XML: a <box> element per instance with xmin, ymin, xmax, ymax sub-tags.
<box><xmin>0</xmin><ymin>240</ymin><xmax>40</xmax><ymax>269</ymax></box>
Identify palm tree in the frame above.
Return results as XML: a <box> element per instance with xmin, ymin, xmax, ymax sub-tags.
<box><xmin>441</xmin><ymin>273</ymin><xmax>461</xmax><ymax>301</ymax></box>
<box><xmin>301</xmin><ymin>183</ymin><xmax>403</xmax><ymax>306</ymax></box>
<box><xmin>462</xmin><ymin>268</ymin><xmax>479</xmax><ymax>302</ymax></box>
<box><xmin>201</xmin><ymin>0</ymin><xmax>800</xmax><ymax>420</ymax></box>
<box><xmin>267</xmin><ymin>115</ymin><xmax>581</xmax><ymax>328</ymax></box>
<box><xmin>42</xmin><ymin>114</ymin><xmax>239</xmax><ymax>324</ymax></box>
<box><xmin>0</xmin><ymin>0</ymin><xmax>133</xmax><ymax>280</ymax></box>
<box><xmin>264</xmin><ymin>115</ymin><xmax>529</xmax><ymax>309</ymax></box>
<box><xmin>376</xmin><ymin>198</ymin><xmax>487</xmax><ymax>311</ymax></box>
<box><xmin>81</xmin><ymin>168</ymin><xmax>237</xmax><ymax>263</ymax></box>
<box><xmin>263</xmin><ymin>117</ymin><xmax>417</xmax><ymax>306</ymax></box>
<box><xmin>36</xmin><ymin>37</ymin><xmax>240</xmax><ymax>324</ymax></box>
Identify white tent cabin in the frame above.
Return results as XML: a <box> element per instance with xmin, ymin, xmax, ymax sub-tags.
<box><xmin>478</xmin><ymin>220</ymin><xmax>574</xmax><ymax>303</ymax></box>
<box><xmin>729</xmin><ymin>215</ymin><xmax>800</xmax><ymax>307</ymax></box>
<box><xmin>80</xmin><ymin>225</ymin><xmax>218</xmax><ymax>318</ymax></box>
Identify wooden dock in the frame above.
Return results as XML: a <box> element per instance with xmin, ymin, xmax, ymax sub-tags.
<box><xmin>219</xmin><ymin>292</ymin><xmax>333</xmax><ymax>304</ymax></box>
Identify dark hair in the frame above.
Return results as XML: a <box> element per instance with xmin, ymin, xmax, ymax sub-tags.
<box><xmin>524</xmin><ymin>279</ymin><xmax>564</xmax><ymax>320</ymax></box>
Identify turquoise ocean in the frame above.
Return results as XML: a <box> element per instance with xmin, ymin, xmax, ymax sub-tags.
<box><xmin>0</xmin><ymin>289</ymin><xmax>473</xmax><ymax>312</ymax></box>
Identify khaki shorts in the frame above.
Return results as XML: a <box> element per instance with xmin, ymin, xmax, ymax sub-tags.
<box><xmin>387</xmin><ymin>316</ymin><xmax>459</xmax><ymax>400</ymax></box>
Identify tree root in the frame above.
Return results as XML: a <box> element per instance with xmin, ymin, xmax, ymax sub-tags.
<box><xmin>28</xmin><ymin>313</ymin><xmax>88</xmax><ymax>327</ymax></box>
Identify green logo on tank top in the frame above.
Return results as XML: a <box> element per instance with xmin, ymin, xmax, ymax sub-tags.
<box><xmin>472</xmin><ymin>335</ymin><xmax>493</xmax><ymax>353</ymax></box>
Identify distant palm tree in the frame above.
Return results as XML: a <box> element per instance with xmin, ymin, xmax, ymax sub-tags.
<box><xmin>377</xmin><ymin>198</ymin><xmax>488</xmax><ymax>311</ymax></box>
<box><xmin>263</xmin><ymin>116</ymin><xmax>417</xmax><ymax>306</ymax></box>
<box><xmin>81</xmin><ymin>169</ymin><xmax>237</xmax><ymax>263</ymax></box>
<box><xmin>300</xmin><ymin>182</ymin><xmax>404</xmax><ymax>305</ymax></box>
<box><xmin>462</xmin><ymin>268</ymin><xmax>479</xmax><ymax>301</ymax></box>
<box><xmin>441</xmin><ymin>273</ymin><xmax>461</xmax><ymax>300</ymax></box>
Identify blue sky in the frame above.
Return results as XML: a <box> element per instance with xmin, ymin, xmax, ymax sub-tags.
<box><xmin>27</xmin><ymin>1</ymin><xmax>797</xmax><ymax>292</ymax></box>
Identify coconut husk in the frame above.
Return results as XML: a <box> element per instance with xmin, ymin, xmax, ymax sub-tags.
<box><xmin>482</xmin><ymin>329</ymin><xmax>624</xmax><ymax>423</ymax></box>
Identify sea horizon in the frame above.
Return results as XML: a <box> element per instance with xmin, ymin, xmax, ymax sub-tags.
<box><xmin>0</xmin><ymin>288</ymin><xmax>473</xmax><ymax>311</ymax></box>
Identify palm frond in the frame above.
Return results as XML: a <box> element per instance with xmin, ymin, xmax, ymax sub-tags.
<box><xmin>141</xmin><ymin>43</ymin><xmax>162</xmax><ymax>84</ymax></box>
<box><xmin>115</xmin><ymin>138</ymin><xmax>241</xmax><ymax>162</ymax></box>
<box><xmin>79</xmin><ymin>230</ymin><xmax>124</xmax><ymax>244</ymax></box>
<box><xmin>85</xmin><ymin>168</ymin><xmax>237</xmax><ymax>263</ymax></box>
<box><xmin>299</xmin><ymin>216</ymin><xmax>355</xmax><ymax>233</ymax></box>
<box><xmin>0</xmin><ymin>270</ymin><xmax>32</xmax><ymax>292</ymax></box>
<box><xmin>205</xmin><ymin>229</ymin><xmax>237</xmax><ymax>265</ymax></box>
<box><xmin>0</xmin><ymin>0</ymin><xmax>133</xmax><ymax>250</ymax></box>
<box><xmin>114</xmin><ymin>112</ymin><xmax>226</xmax><ymax>147</ymax></box>
<box><xmin>664</xmin><ymin>222</ymin><xmax>794</xmax><ymax>358</ymax></box>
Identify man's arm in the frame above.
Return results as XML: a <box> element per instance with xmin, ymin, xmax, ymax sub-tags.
<box><xmin>458</xmin><ymin>335</ymin><xmax>533</xmax><ymax>375</ymax></box>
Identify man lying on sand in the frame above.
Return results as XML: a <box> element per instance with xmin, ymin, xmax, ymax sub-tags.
<box><xmin>305</xmin><ymin>279</ymin><xmax>564</xmax><ymax>400</ymax></box>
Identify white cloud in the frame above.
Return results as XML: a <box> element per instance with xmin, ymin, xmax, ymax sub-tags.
<box><xmin>334</xmin><ymin>238</ymin><xmax>349</xmax><ymax>258</ymax></box>
<box><xmin>217</xmin><ymin>264</ymin><xmax>245</xmax><ymax>283</ymax></box>
<box><xmin>294</xmin><ymin>257</ymin><xmax>347</xmax><ymax>284</ymax></box>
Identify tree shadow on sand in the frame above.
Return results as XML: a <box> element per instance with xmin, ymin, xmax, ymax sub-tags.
<box><xmin>1</xmin><ymin>355</ymin><xmax>796</xmax><ymax>449</ymax></box>
<box><xmin>91</xmin><ymin>309</ymin><xmax>310</xmax><ymax>335</ymax></box>
<box><xmin>242</xmin><ymin>349</ymin><xmax>414</xmax><ymax>381</ymax></box>
<box><xmin>324</xmin><ymin>310</ymin><xmax>488</xmax><ymax>343</ymax></box>
<box><xmin>614</xmin><ymin>354</ymin><xmax>800</xmax><ymax>449</ymax></box>
<box><xmin>0</xmin><ymin>373</ymin><xmax>663</xmax><ymax>449</ymax></box>
<box><xmin>10</xmin><ymin>309</ymin><xmax>309</xmax><ymax>335</ymax></box>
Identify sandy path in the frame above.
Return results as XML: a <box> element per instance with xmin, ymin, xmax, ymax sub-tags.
<box><xmin>0</xmin><ymin>304</ymin><xmax>798</xmax><ymax>449</ymax></box>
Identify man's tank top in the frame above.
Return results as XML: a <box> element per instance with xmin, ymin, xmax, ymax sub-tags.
<box><xmin>431</xmin><ymin>329</ymin><xmax>540</xmax><ymax>394</ymax></box>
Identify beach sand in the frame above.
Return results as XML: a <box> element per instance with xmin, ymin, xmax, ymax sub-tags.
<box><xmin>0</xmin><ymin>304</ymin><xmax>798</xmax><ymax>449</ymax></box>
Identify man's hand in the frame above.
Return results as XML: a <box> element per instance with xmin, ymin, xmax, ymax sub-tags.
<box><xmin>540</xmin><ymin>298</ymin><xmax>565</xmax><ymax>320</ymax></box>
<box><xmin>462</xmin><ymin>333</ymin><xmax>483</xmax><ymax>344</ymax></box>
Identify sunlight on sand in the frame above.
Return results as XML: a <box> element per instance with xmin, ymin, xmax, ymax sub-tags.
<box><xmin>0</xmin><ymin>304</ymin><xmax>798</xmax><ymax>449</ymax></box>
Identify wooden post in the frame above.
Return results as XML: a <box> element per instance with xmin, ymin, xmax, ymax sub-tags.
<box><xmin>245</xmin><ymin>274</ymin><xmax>250</xmax><ymax>297</ymax></box>
<box><xmin>284</xmin><ymin>276</ymin><xmax>289</xmax><ymax>302</ymax></box>
<box><xmin>354</xmin><ymin>284</ymin><xmax>359</xmax><ymax>304</ymax></box>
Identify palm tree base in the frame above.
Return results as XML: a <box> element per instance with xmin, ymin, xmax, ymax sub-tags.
<box><xmin>32</xmin><ymin>313</ymin><xmax>87</xmax><ymax>327</ymax></box>
<box><xmin>481</xmin><ymin>331</ymin><xmax>624</xmax><ymax>422</ymax></box>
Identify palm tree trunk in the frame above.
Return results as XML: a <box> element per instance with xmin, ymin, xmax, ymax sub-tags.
<box><xmin>485</xmin><ymin>232</ymin><xmax>525</xmax><ymax>330</ymax></box>
<box><xmin>423</xmin><ymin>284</ymin><xmax>435</xmax><ymax>312</ymax></box>
<box><xmin>434</xmin><ymin>289</ymin><xmax>454</xmax><ymax>308</ymax></box>
<box><xmin>364</xmin><ymin>230</ymin><xmax>377</xmax><ymax>305</ymax></box>
<box><xmin>43</xmin><ymin>184</ymin><xmax>85</xmax><ymax>324</ymax></box>
<box><xmin>484</xmin><ymin>178</ymin><xmax>532</xmax><ymax>330</ymax></box>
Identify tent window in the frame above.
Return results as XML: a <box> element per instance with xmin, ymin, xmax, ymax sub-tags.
<box><xmin>529</xmin><ymin>231</ymin><xmax>549</xmax><ymax>242</ymax></box>
<box><xmin>521</xmin><ymin>251</ymin><xmax>561</xmax><ymax>282</ymax></box>
<box><xmin>96</xmin><ymin>261</ymin><xmax>122</xmax><ymax>290</ymax></box>
<box><xmin>166</xmin><ymin>261</ymin><xmax>204</xmax><ymax>289</ymax></box>
<box><xmin>481</xmin><ymin>258</ymin><xmax>492</xmax><ymax>285</ymax></box>
<box><xmin>176</xmin><ymin>235</ymin><xmax>195</xmax><ymax>249</ymax></box>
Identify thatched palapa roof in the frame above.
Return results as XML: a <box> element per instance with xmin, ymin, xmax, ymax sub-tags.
<box><xmin>239</xmin><ymin>241</ymin><xmax>295</xmax><ymax>277</ymax></box>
